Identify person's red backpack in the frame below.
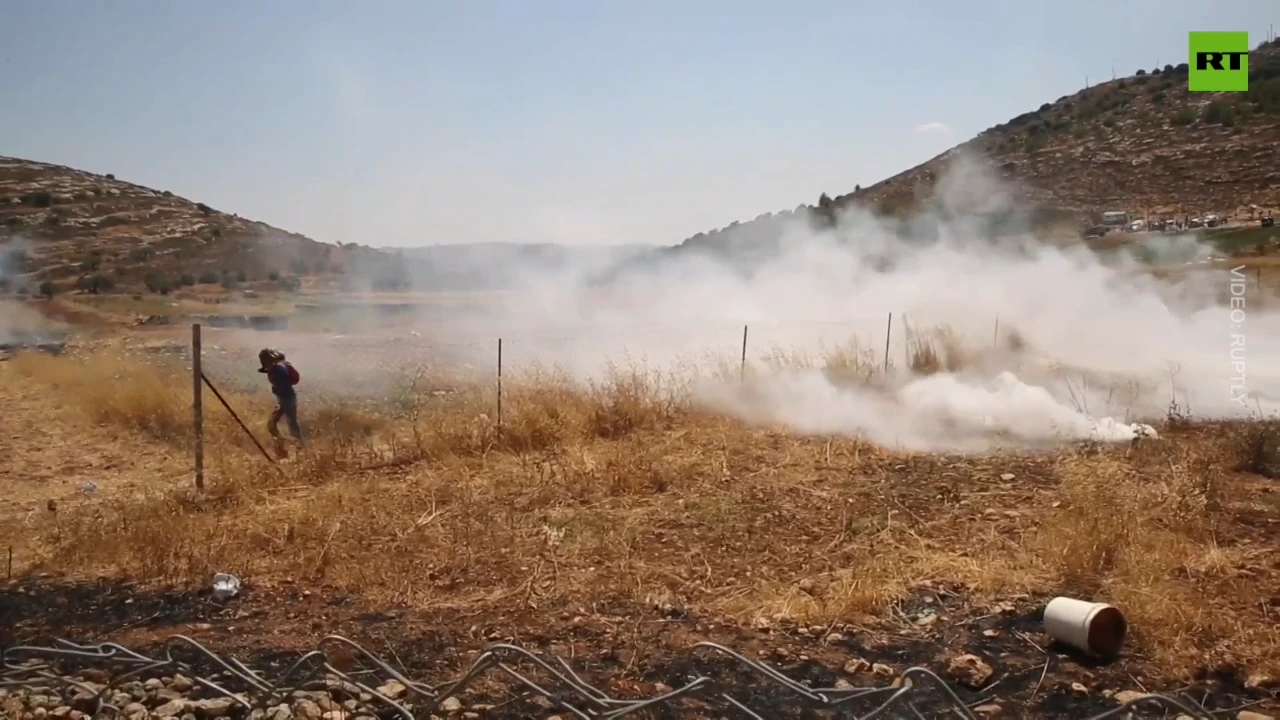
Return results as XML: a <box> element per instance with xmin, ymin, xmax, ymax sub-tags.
<box><xmin>281</xmin><ymin>361</ymin><xmax>300</xmax><ymax>386</ymax></box>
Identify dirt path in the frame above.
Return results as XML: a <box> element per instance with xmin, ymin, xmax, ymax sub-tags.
<box><xmin>0</xmin><ymin>359</ymin><xmax>187</xmax><ymax>561</ymax></box>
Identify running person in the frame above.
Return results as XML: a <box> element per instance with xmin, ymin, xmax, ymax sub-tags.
<box><xmin>257</xmin><ymin>348</ymin><xmax>305</xmax><ymax>457</ymax></box>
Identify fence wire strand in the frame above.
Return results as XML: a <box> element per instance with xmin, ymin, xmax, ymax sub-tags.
<box><xmin>0</xmin><ymin>635</ymin><xmax>1225</xmax><ymax>719</ymax></box>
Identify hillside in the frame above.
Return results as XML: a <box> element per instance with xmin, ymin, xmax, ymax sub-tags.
<box><xmin>670</xmin><ymin>39</ymin><xmax>1280</xmax><ymax>258</ymax></box>
<box><xmin>0</xmin><ymin>156</ymin><xmax>387</xmax><ymax>295</ymax></box>
<box><xmin>0</xmin><ymin>157</ymin><xmax>658</xmax><ymax>296</ymax></box>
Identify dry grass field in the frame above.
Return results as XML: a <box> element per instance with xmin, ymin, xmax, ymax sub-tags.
<box><xmin>1</xmin><ymin>306</ymin><xmax>1277</xmax><ymax>717</ymax></box>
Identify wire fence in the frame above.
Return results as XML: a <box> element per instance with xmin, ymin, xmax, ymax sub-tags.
<box><xmin>0</xmin><ymin>635</ymin><xmax>1235</xmax><ymax>720</ymax></box>
<box><xmin>186</xmin><ymin>312</ymin><xmax>1010</xmax><ymax>405</ymax></box>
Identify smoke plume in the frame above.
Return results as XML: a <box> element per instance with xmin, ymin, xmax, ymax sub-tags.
<box><xmin>203</xmin><ymin>153</ymin><xmax>1280</xmax><ymax>451</ymax></box>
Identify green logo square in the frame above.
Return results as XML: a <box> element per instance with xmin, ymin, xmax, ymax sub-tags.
<box><xmin>1189</xmin><ymin>31</ymin><xmax>1249</xmax><ymax>92</ymax></box>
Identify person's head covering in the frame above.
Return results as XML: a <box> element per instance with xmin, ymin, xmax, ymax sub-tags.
<box><xmin>258</xmin><ymin>348</ymin><xmax>285</xmax><ymax>366</ymax></box>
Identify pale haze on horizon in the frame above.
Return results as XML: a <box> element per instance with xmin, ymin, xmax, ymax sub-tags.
<box><xmin>1</xmin><ymin>1</ymin><xmax>1275</xmax><ymax>248</ymax></box>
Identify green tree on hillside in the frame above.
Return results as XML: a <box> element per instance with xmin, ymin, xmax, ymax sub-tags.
<box><xmin>24</xmin><ymin>191</ymin><xmax>53</xmax><ymax>208</ymax></box>
<box><xmin>144</xmin><ymin>273</ymin><xmax>174</xmax><ymax>294</ymax></box>
<box><xmin>77</xmin><ymin>274</ymin><xmax>114</xmax><ymax>294</ymax></box>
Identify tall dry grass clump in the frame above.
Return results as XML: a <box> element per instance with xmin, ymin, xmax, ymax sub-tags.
<box><xmin>1033</xmin><ymin>437</ymin><xmax>1277</xmax><ymax>672</ymax></box>
<box><xmin>906</xmin><ymin>325</ymin><xmax>971</xmax><ymax>376</ymax></box>
<box><xmin>407</xmin><ymin>362</ymin><xmax>693</xmax><ymax>458</ymax></box>
<box><xmin>9</xmin><ymin>347</ymin><xmax>408</xmax><ymax>482</ymax></box>
<box><xmin>9</xmin><ymin>349</ymin><xmax>191</xmax><ymax>442</ymax></box>
<box><xmin>1234</xmin><ymin>418</ymin><xmax>1280</xmax><ymax>478</ymax></box>
<box><xmin>756</xmin><ymin>339</ymin><xmax>881</xmax><ymax>385</ymax></box>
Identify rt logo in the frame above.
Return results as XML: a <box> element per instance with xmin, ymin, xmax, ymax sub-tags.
<box><xmin>1188</xmin><ymin>31</ymin><xmax>1249</xmax><ymax>92</ymax></box>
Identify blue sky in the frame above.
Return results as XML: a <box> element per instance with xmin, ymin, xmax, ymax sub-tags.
<box><xmin>1</xmin><ymin>1</ymin><xmax>1275</xmax><ymax>248</ymax></box>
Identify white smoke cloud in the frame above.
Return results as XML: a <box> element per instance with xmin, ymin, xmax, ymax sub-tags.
<box><xmin>432</xmin><ymin>154</ymin><xmax>1275</xmax><ymax>448</ymax></box>
<box><xmin>914</xmin><ymin>122</ymin><xmax>953</xmax><ymax>137</ymax></box>
<box><xmin>228</xmin><ymin>151</ymin><xmax>1279</xmax><ymax>452</ymax></box>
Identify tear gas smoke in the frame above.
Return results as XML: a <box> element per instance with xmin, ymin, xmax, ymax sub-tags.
<box><xmin>0</xmin><ymin>235</ymin><xmax>61</xmax><ymax>346</ymax></box>
<box><xmin>173</xmin><ymin>154</ymin><xmax>1280</xmax><ymax>451</ymax></box>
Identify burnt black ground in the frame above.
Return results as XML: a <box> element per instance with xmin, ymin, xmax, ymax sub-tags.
<box><xmin>2</xmin><ymin>578</ymin><xmax>1277</xmax><ymax>719</ymax></box>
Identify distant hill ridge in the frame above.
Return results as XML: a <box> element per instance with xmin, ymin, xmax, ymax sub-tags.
<box><xmin>0</xmin><ymin>157</ymin><xmax>649</xmax><ymax>294</ymax></box>
<box><xmin>669</xmin><ymin>39</ymin><xmax>1280</xmax><ymax>258</ymax></box>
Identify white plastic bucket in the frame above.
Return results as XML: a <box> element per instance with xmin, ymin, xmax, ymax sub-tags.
<box><xmin>1043</xmin><ymin>597</ymin><xmax>1127</xmax><ymax>659</ymax></box>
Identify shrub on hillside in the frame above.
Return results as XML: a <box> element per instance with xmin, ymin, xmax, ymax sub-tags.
<box><xmin>38</xmin><ymin>280</ymin><xmax>58</xmax><ymax>298</ymax></box>
<box><xmin>144</xmin><ymin>273</ymin><xmax>174</xmax><ymax>294</ymax></box>
<box><xmin>1248</xmin><ymin>78</ymin><xmax>1280</xmax><ymax>114</ymax></box>
<box><xmin>1250</xmin><ymin>54</ymin><xmax>1280</xmax><ymax>82</ymax></box>
<box><xmin>77</xmin><ymin>274</ymin><xmax>114</xmax><ymax>294</ymax></box>
<box><xmin>1203</xmin><ymin>100</ymin><xmax>1236</xmax><ymax>126</ymax></box>
<box><xmin>24</xmin><ymin>191</ymin><xmax>53</xmax><ymax>208</ymax></box>
<box><xmin>198</xmin><ymin>270</ymin><xmax>219</xmax><ymax>284</ymax></box>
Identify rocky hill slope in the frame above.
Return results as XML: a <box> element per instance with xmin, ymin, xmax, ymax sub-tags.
<box><xmin>0</xmin><ymin>156</ymin><xmax>397</xmax><ymax>295</ymax></box>
<box><xmin>0</xmin><ymin>158</ymin><xmax>650</xmax><ymax>295</ymax></box>
<box><xmin>671</xmin><ymin>39</ymin><xmax>1280</xmax><ymax>258</ymax></box>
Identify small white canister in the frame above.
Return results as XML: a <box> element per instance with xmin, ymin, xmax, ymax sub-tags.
<box><xmin>1043</xmin><ymin>597</ymin><xmax>1127</xmax><ymax>659</ymax></box>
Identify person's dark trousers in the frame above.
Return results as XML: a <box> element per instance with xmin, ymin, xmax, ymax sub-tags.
<box><xmin>268</xmin><ymin>396</ymin><xmax>306</xmax><ymax>455</ymax></box>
